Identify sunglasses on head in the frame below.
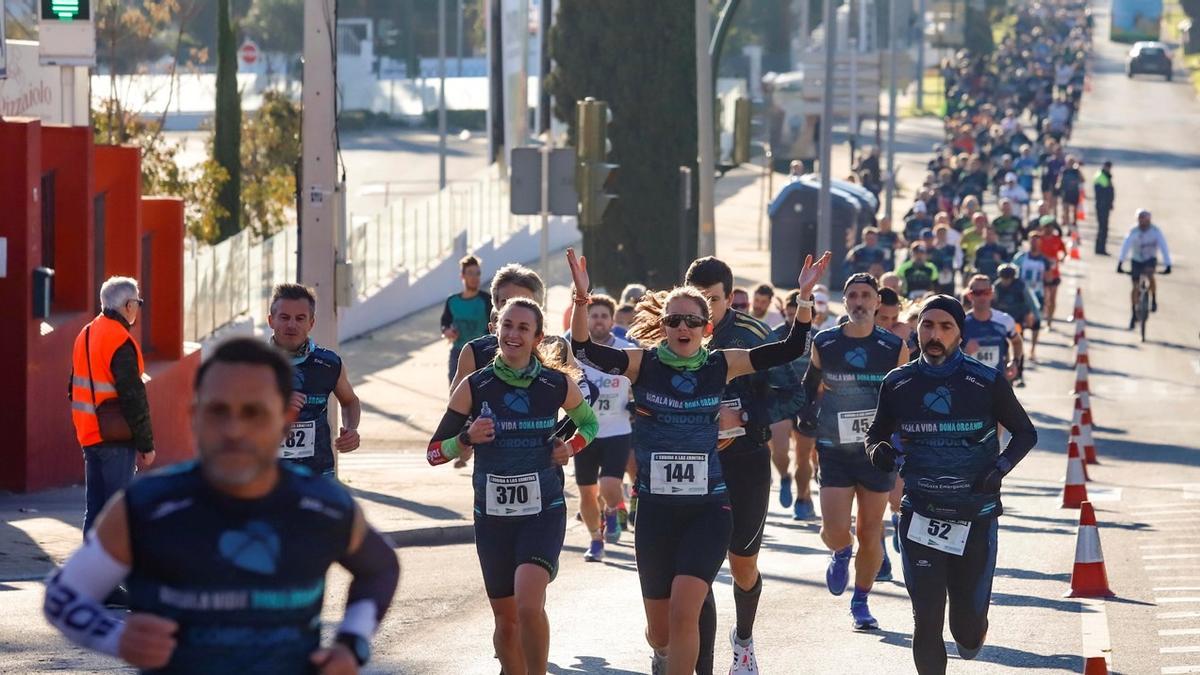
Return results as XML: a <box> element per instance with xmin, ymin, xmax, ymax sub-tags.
<box><xmin>663</xmin><ymin>314</ymin><xmax>707</xmax><ymax>329</ymax></box>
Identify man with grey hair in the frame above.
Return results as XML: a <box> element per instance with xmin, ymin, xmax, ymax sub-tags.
<box><xmin>69</xmin><ymin>276</ymin><xmax>155</xmax><ymax>543</ymax></box>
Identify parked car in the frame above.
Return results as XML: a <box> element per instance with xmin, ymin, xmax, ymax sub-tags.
<box><xmin>1127</xmin><ymin>41</ymin><xmax>1173</xmax><ymax>80</ymax></box>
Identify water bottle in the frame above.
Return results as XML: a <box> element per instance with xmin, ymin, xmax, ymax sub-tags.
<box><xmin>480</xmin><ymin>402</ymin><xmax>494</xmax><ymax>420</ymax></box>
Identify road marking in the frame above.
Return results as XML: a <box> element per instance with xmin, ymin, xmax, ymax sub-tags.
<box><xmin>1158</xmin><ymin>598</ymin><xmax>1200</xmax><ymax>604</ymax></box>
<box><xmin>1080</xmin><ymin>597</ymin><xmax>1112</xmax><ymax>670</ymax></box>
<box><xmin>1144</xmin><ymin>545</ymin><xmax>1200</xmax><ymax>550</ymax></box>
<box><xmin>1087</xmin><ymin>486</ymin><xmax>1123</xmax><ymax>502</ymax></box>
<box><xmin>1155</xmin><ymin>578</ymin><xmax>1200</xmax><ymax>582</ymax></box>
<box><xmin>1142</xmin><ymin>511</ymin><xmax>1200</xmax><ymax>517</ymax></box>
<box><xmin>1156</xmin><ymin>588</ymin><xmax>1200</xmax><ymax>592</ymax></box>
<box><xmin>1147</xmin><ymin>554</ymin><xmax>1200</xmax><ymax>561</ymax></box>
<box><xmin>1147</xmin><ymin>566</ymin><xmax>1200</xmax><ymax>571</ymax></box>
<box><xmin>1146</xmin><ymin>518</ymin><xmax>1200</xmax><ymax>525</ymax></box>
<box><xmin>1161</xmin><ymin>666</ymin><xmax>1200</xmax><ymax>674</ymax></box>
<box><xmin>1159</xmin><ymin>612</ymin><xmax>1200</xmax><ymax>620</ymax></box>
<box><xmin>1162</xmin><ymin>646</ymin><xmax>1200</xmax><ymax>654</ymax></box>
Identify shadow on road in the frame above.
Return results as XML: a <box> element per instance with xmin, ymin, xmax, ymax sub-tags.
<box><xmin>995</xmin><ymin>566</ymin><xmax>1070</xmax><ymax>582</ymax></box>
<box><xmin>347</xmin><ymin>486</ymin><xmax>462</xmax><ymax>521</ymax></box>
<box><xmin>870</xmin><ymin>629</ymin><xmax>1081</xmax><ymax>671</ymax></box>
<box><xmin>550</xmin><ymin>657</ymin><xmax>644</xmax><ymax>675</ymax></box>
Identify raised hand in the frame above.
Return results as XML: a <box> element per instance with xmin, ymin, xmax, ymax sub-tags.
<box><xmin>566</xmin><ymin>248</ymin><xmax>590</xmax><ymax>296</ymax></box>
<box><xmin>798</xmin><ymin>251</ymin><xmax>833</xmax><ymax>296</ymax></box>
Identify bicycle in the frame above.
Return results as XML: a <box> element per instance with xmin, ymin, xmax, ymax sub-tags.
<box><xmin>1134</xmin><ymin>269</ymin><xmax>1152</xmax><ymax>342</ymax></box>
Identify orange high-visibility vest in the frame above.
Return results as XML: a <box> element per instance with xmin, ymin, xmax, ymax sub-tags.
<box><xmin>70</xmin><ymin>314</ymin><xmax>145</xmax><ymax>447</ymax></box>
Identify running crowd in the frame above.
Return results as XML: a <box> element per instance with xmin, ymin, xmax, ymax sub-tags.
<box><xmin>43</xmin><ymin>2</ymin><xmax>1149</xmax><ymax>675</ymax></box>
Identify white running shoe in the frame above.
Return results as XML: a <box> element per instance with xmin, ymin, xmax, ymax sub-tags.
<box><xmin>728</xmin><ymin>626</ymin><xmax>759</xmax><ymax>674</ymax></box>
<box><xmin>650</xmin><ymin>649</ymin><xmax>668</xmax><ymax>675</ymax></box>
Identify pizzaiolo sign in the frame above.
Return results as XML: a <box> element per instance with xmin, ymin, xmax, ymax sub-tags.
<box><xmin>0</xmin><ymin>40</ymin><xmax>82</xmax><ymax>122</ymax></box>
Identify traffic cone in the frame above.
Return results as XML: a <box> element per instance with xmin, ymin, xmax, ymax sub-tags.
<box><xmin>1062</xmin><ymin>441</ymin><xmax>1089</xmax><ymax>508</ymax></box>
<box><xmin>1076</xmin><ymin>190</ymin><xmax>1087</xmax><ymax>224</ymax></box>
<box><xmin>1073</xmin><ymin>358</ymin><xmax>1090</xmax><ymax>395</ymax></box>
<box><xmin>1073</xmin><ymin>316</ymin><xmax>1087</xmax><ymax>346</ymax></box>
<box><xmin>1084</xmin><ymin>656</ymin><xmax>1108</xmax><ymax>674</ymax></box>
<box><xmin>1065</xmin><ymin>501</ymin><xmax>1115</xmax><ymax>597</ymax></box>
<box><xmin>1073</xmin><ymin>289</ymin><xmax>1086</xmax><ymax>323</ymax></box>
<box><xmin>1070</xmin><ymin>436</ymin><xmax>1090</xmax><ymax>481</ymax></box>
<box><xmin>1075</xmin><ymin>390</ymin><xmax>1097</xmax><ymax>430</ymax></box>
<box><xmin>1075</xmin><ymin>336</ymin><xmax>1090</xmax><ymax>368</ymax></box>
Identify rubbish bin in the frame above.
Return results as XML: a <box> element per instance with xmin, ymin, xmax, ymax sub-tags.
<box><xmin>768</xmin><ymin>179</ymin><xmax>860</xmax><ymax>289</ymax></box>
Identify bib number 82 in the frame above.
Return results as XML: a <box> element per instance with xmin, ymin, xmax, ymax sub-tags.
<box><xmin>495</xmin><ymin>484</ymin><xmax>530</xmax><ymax>505</ymax></box>
<box><xmin>283</xmin><ymin>429</ymin><xmax>307</xmax><ymax>448</ymax></box>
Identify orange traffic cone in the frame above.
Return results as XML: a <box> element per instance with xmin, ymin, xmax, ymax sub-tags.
<box><xmin>1078</xmin><ymin>409</ymin><xmax>1098</xmax><ymax>465</ymax></box>
<box><xmin>1073</xmin><ymin>289</ymin><xmax>1086</xmax><ymax>323</ymax></box>
<box><xmin>1075</xmin><ymin>390</ymin><xmax>1097</xmax><ymax>430</ymax></box>
<box><xmin>1075</xmin><ymin>336</ymin><xmax>1090</xmax><ymax>368</ymax></box>
<box><xmin>1076</xmin><ymin>190</ymin><xmax>1087</xmax><ymax>225</ymax></box>
<box><xmin>1073</xmin><ymin>359</ymin><xmax>1090</xmax><ymax>395</ymax></box>
<box><xmin>1084</xmin><ymin>656</ymin><xmax>1108</xmax><ymax>674</ymax></box>
<box><xmin>1073</xmin><ymin>316</ymin><xmax>1087</xmax><ymax>346</ymax></box>
<box><xmin>1065</xmin><ymin>501</ymin><xmax>1115</xmax><ymax>597</ymax></box>
<box><xmin>1062</xmin><ymin>441</ymin><xmax>1089</xmax><ymax>508</ymax></box>
<box><xmin>1070</xmin><ymin>437</ymin><xmax>1090</xmax><ymax>481</ymax></box>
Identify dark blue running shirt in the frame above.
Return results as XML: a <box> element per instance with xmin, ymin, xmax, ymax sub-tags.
<box><xmin>124</xmin><ymin>461</ymin><xmax>355</xmax><ymax>675</ymax></box>
<box><xmin>282</xmin><ymin>342</ymin><xmax>342</xmax><ymax>474</ymax></box>
<box><xmin>813</xmin><ymin>325</ymin><xmax>904</xmax><ymax>452</ymax></box>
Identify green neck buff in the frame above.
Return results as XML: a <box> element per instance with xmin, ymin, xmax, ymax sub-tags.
<box><xmin>493</xmin><ymin>355</ymin><xmax>542</xmax><ymax>388</ymax></box>
<box><xmin>656</xmin><ymin>341</ymin><xmax>709</xmax><ymax>372</ymax></box>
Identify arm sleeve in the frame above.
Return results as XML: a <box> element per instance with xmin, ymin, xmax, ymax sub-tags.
<box><xmin>426</xmin><ymin>409</ymin><xmax>470</xmax><ymax>465</ymax></box>
<box><xmin>110</xmin><ymin>341</ymin><xmax>153</xmax><ymax>453</ymax></box>
<box><xmin>993</xmin><ymin>376</ymin><xmax>1037</xmax><ymax>472</ymax></box>
<box><xmin>570</xmin><ymin>337</ymin><xmax>631</xmax><ymax>375</ymax></box>
<box><xmin>864</xmin><ymin>380</ymin><xmax>899</xmax><ymax>446</ymax></box>
<box><xmin>337</xmin><ymin>527</ymin><xmax>400</xmax><ymax>641</ymax></box>
<box><xmin>801</xmin><ymin>359</ymin><xmax>822</xmax><ymax>405</ymax></box>
<box><xmin>747</xmin><ymin>319</ymin><xmax>812</xmax><ymax>371</ymax></box>
<box><xmin>440</xmin><ymin>297</ymin><xmax>454</xmax><ymax>331</ymax></box>
<box><xmin>564</xmin><ymin>400</ymin><xmax>599</xmax><ymax>452</ymax></box>
<box><xmin>43</xmin><ymin>534</ymin><xmax>129</xmax><ymax>657</ymax></box>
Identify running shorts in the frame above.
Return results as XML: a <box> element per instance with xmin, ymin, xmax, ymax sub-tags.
<box><xmin>817</xmin><ymin>445</ymin><xmax>897</xmax><ymax>493</ymax></box>
<box><xmin>573</xmin><ymin>434</ymin><xmax>631</xmax><ymax>487</ymax></box>
<box><xmin>474</xmin><ymin>507</ymin><xmax>567</xmax><ymax>599</ymax></box>
<box><xmin>634</xmin><ymin>499</ymin><xmax>732</xmax><ymax>599</ymax></box>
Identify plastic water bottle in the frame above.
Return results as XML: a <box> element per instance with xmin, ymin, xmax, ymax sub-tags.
<box><xmin>480</xmin><ymin>402</ymin><xmax>494</xmax><ymax>420</ymax></box>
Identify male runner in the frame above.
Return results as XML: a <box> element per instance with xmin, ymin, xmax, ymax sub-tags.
<box><xmin>686</xmin><ymin>257</ymin><xmax>776</xmax><ymax>674</ymax></box>
<box><xmin>962</xmin><ymin>275</ymin><xmax>1023</xmax><ymax>380</ymax></box>
<box><xmin>750</xmin><ymin>284</ymin><xmax>784</xmax><ymax>327</ymax></box>
<box><xmin>571</xmin><ymin>294</ymin><xmax>636</xmax><ymax>561</ymax></box>
<box><xmin>801</xmin><ymin>273</ymin><xmax>908</xmax><ymax>630</ymax></box>
<box><xmin>991</xmin><ymin>264</ymin><xmax>1039</xmax><ymax>387</ymax></box>
<box><xmin>1012</xmin><ymin>235</ymin><xmax>1049</xmax><ymax>361</ymax></box>
<box><xmin>846</xmin><ymin>228</ymin><xmax>888</xmax><ymax>276</ymax></box>
<box><xmin>440</xmin><ymin>255</ymin><xmax>493</xmax><ymax>385</ymax></box>
<box><xmin>1117</xmin><ymin>208</ymin><xmax>1173</xmax><ymax>328</ymax></box>
<box><xmin>897</xmin><ymin>244</ymin><xmax>940</xmax><ymax>300</ymax></box>
<box><xmin>268</xmin><ymin>284</ymin><xmax>362</xmax><ymax>477</ymax></box>
<box><xmin>44</xmin><ymin>337</ymin><xmax>400</xmax><ymax>674</ymax></box>
<box><xmin>866</xmin><ymin>296</ymin><xmax>1037</xmax><ymax>674</ymax></box>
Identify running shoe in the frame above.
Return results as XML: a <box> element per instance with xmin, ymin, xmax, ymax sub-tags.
<box><xmin>891</xmin><ymin>512</ymin><xmax>901</xmax><ymax>553</ymax></box>
<box><xmin>851</xmin><ymin>596</ymin><xmax>879</xmax><ymax>631</ymax></box>
<box><xmin>584</xmin><ymin>539</ymin><xmax>604</xmax><ymax>562</ymax></box>
<box><xmin>604</xmin><ymin>510</ymin><xmax>622</xmax><ymax>544</ymax></box>
<box><xmin>792</xmin><ymin>499</ymin><xmax>816</xmax><ymax>521</ymax></box>
<box><xmin>779</xmin><ymin>476</ymin><xmax>794</xmax><ymax>508</ymax></box>
<box><xmin>825</xmin><ymin>545</ymin><xmax>853</xmax><ymax>596</ymax></box>
<box><xmin>876</xmin><ymin>548</ymin><xmax>893</xmax><ymax>582</ymax></box>
<box><xmin>728</xmin><ymin>627</ymin><xmax>759</xmax><ymax>674</ymax></box>
<box><xmin>617</xmin><ymin>506</ymin><xmax>629</xmax><ymax>531</ymax></box>
<box><xmin>650</xmin><ymin>649</ymin><xmax>668</xmax><ymax>675</ymax></box>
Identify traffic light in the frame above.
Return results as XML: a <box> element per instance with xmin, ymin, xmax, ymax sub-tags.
<box><xmin>576</xmin><ymin>98</ymin><xmax>618</xmax><ymax>227</ymax></box>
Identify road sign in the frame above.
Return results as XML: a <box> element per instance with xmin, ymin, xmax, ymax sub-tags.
<box><xmin>38</xmin><ymin>0</ymin><xmax>95</xmax><ymax>66</ymax></box>
<box><xmin>509</xmin><ymin>147</ymin><xmax>578</xmax><ymax>217</ymax></box>
<box><xmin>239</xmin><ymin>40</ymin><xmax>259</xmax><ymax>67</ymax></box>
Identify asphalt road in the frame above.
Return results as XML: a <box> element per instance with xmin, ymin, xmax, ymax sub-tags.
<box><xmin>4</xmin><ymin>8</ymin><xmax>1199</xmax><ymax>675</ymax></box>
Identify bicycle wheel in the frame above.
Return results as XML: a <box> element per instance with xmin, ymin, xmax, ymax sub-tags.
<box><xmin>1139</xmin><ymin>289</ymin><xmax>1150</xmax><ymax>342</ymax></box>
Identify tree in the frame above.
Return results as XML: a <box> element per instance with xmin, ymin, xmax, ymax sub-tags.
<box><xmin>546</xmin><ymin>1</ymin><xmax>698</xmax><ymax>291</ymax></box>
<box><xmin>213</xmin><ymin>0</ymin><xmax>242</xmax><ymax>241</ymax></box>
<box><xmin>241</xmin><ymin>91</ymin><xmax>301</xmax><ymax>238</ymax></box>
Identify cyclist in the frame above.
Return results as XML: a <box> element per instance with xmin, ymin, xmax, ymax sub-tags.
<box><xmin>1117</xmin><ymin>209</ymin><xmax>1173</xmax><ymax>329</ymax></box>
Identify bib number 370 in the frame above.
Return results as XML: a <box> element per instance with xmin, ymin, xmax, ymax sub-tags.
<box><xmin>486</xmin><ymin>473</ymin><xmax>542</xmax><ymax>517</ymax></box>
<box><xmin>907</xmin><ymin>513</ymin><xmax>972</xmax><ymax>556</ymax></box>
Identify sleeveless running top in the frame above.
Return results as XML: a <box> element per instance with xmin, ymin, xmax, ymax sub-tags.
<box><xmin>124</xmin><ymin>461</ymin><xmax>355</xmax><ymax>674</ymax></box>
<box><xmin>281</xmin><ymin>342</ymin><xmax>342</xmax><ymax>474</ymax></box>
<box><xmin>962</xmin><ymin>310</ymin><xmax>1017</xmax><ymax>372</ymax></box>
<box><xmin>814</xmin><ymin>325</ymin><xmax>904</xmax><ymax>451</ymax></box>
<box><xmin>467</xmin><ymin>334</ymin><xmax>499</xmax><ymax>370</ymax></box>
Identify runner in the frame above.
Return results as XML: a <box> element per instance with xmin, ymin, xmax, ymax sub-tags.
<box><xmin>1012</xmin><ymin>235</ymin><xmax>1049</xmax><ymax>361</ymax></box>
<box><xmin>866</xmin><ymin>295</ymin><xmax>1037</xmax><ymax>675</ymax></box>
<box><xmin>567</xmin><ymin>248</ymin><xmax>830</xmax><ymax>675</ymax></box>
<box><xmin>427</xmin><ymin>297</ymin><xmax>598</xmax><ymax>675</ymax></box>
<box><xmin>441</xmin><ymin>255</ymin><xmax>493</xmax><ymax>385</ymax></box>
<box><xmin>929</xmin><ymin>226</ymin><xmax>960</xmax><ymax>295</ymax></box>
<box><xmin>991</xmin><ymin>199</ymin><xmax>1024</xmax><ymax>258</ymax></box>
<box><xmin>962</xmin><ymin>275</ymin><xmax>1023</xmax><ymax>380</ymax></box>
<box><xmin>44</xmin><ymin>337</ymin><xmax>400</xmax><ymax>674</ymax></box>
<box><xmin>685</xmin><ymin>256</ymin><xmax>784</xmax><ymax>674</ymax></box>
<box><xmin>846</xmin><ymin>228</ymin><xmax>887</xmax><ymax>276</ymax></box>
<box><xmin>570</xmin><ymin>294</ymin><xmax>636</xmax><ymax>561</ymax></box>
<box><xmin>991</xmin><ymin>264</ymin><xmax>1040</xmax><ymax>387</ymax></box>
<box><xmin>874</xmin><ymin>286</ymin><xmax>910</xmax><ymax>567</ymax></box>
<box><xmin>897</xmin><ymin>244</ymin><xmax>940</xmax><ymax>300</ymax></box>
<box><xmin>959</xmin><ymin>213</ymin><xmax>989</xmax><ymax>278</ymax></box>
<box><xmin>973</xmin><ymin>228</ymin><xmax>1008</xmax><ymax>282</ymax></box>
<box><xmin>267</xmin><ymin>284</ymin><xmax>362</xmax><ymax>478</ymax></box>
<box><xmin>1037</xmin><ymin>219</ymin><xmax>1068</xmax><ymax>330</ymax></box>
<box><xmin>801</xmin><ymin>273</ymin><xmax>909</xmax><ymax>630</ymax></box>
<box><xmin>750</xmin><ymin>284</ymin><xmax>785</xmax><ymax>327</ymax></box>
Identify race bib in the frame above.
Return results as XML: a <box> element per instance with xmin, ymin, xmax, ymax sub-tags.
<box><xmin>279</xmin><ymin>421</ymin><xmax>316</xmax><ymax>459</ymax></box>
<box><xmin>975</xmin><ymin>344</ymin><xmax>1001</xmax><ymax>368</ymax></box>
<box><xmin>650</xmin><ymin>453</ymin><xmax>709</xmax><ymax>496</ymax></box>
<box><xmin>837</xmin><ymin>410</ymin><xmax>875</xmax><ymax>445</ymax></box>
<box><xmin>907</xmin><ymin>513</ymin><xmax>971</xmax><ymax>556</ymax></box>
<box><xmin>485</xmin><ymin>473</ymin><xmax>542</xmax><ymax>516</ymax></box>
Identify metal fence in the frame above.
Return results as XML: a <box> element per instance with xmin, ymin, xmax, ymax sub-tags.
<box><xmin>184</xmin><ymin>169</ymin><xmax>521</xmax><ymax>343</ymax></box>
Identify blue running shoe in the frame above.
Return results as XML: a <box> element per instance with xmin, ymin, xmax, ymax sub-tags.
<box><xmin>850</xmin><ymin>594</ymin><xmax>879</xmax><ymax>631</ymax></box>
<box><xmin>876</xmin><ymin>549</ymin><xmax>893</xmax><ymax>582</ymax></box>
<box><xmin>779</xmin><ymin>476</ymin><xmax>794</xmax><ymax>508</ymax></box>
<box><xmin>584</xmin><ymin>539</ymin><xmax>604</xmax><ymax>562</ymax></box>
<box><xmin>793</xmin><ymin>499</ymin><xmax>816</xmax><ymax>520</ymax></box>
<box><xmin>891</xmin><ymin>512</ymin><xmax>901</xmax><ymax>553</ymax></box>
<box><xmin>826</xmin><ymin>545</ymin><xmax>852</xmax><ymax>596</ymax></box>
<box><xmin>604</xmin><ymin>510</ymin><xmax>622</xmax><ymax>544</ymax></box>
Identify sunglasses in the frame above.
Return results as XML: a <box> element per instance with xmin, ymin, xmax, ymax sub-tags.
<box><xmin>969</xmin><ymin>288</ymin><xmax>993</xmax><ymax>296</ymax></box>
<box><xmin>128</xmin><ymin>298</ymin><xmax>144</xmax><ymax>307</ymax></box>
<box><xmin>663</xmin><ymin>314</ymin><xmax>707</xmax><ymax>329</ymax></box>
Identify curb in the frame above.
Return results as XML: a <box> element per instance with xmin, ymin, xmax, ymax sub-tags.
<box><xmin>383</xmin><ymin>523</ymin><xmax>475</xmax><ymax>548</ymax></box>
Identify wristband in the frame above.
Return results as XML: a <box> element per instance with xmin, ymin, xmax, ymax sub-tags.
<box><xmin>795</xmin><ymin>298</ymin><xmax>815</xmax><ymax>309</ymax></box>
<box><xmin>457</xmin><ymin>430</ymin><xmax>473</xmax><ymax>448</ymax></box>
<box><xmin>568</xmin><ymin>433</ymin><xmax>588</xmax><ymax>455</ymax></box>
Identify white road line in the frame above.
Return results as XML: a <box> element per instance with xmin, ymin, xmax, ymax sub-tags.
<box><xmin>1144</xmin><ymin>545</ymin><xmax>1200</xmax><ymax>550</ymax></box>
<box><xmin>1143</xmin><ymin>504</ymin><xmax>1200</xmax><ymax>510</ymax></box>
<box><xmin>1142</xmin><ymin>511</ymin><xmax>1200</xmax><ymax>516</ymax></box>
<box><xmin>1146</xmin><ymin>566</ymin><xmax>1200</xmax><ymax>571</ymax></box>
<box><xmin>1144</xmin><ymin>518</ymin><xmax>1200</xmax><ymax>525</ymax></box>
<box><xmin>1159</xmin><ymin>612</ymin><xmax>1200</xmax><ymax>620</ymax></box>
<box><xmin>1156</xmin><ymin>588</ymin><xmax>1200</xmax><ymax>592</ymax></box>
<box><xmin>1147</xmin><ymin>554</ymin><xmax>1200</xmax><ymax>561</ymax></box>
<box><xmin>1162</xmin><ymin>665</ymin><xmax>1200</xmax><ymax>673</ymax></box>
<box><xmin>1158</xmin><ymin>598</ymin><xmax>1200</xmax><ymax>604</ymax></box>
<box><xmin>1161</xmin><ymin>629</ymin><xmax>1200</xmax><ymax>636</ymax></box>
<box><xmin>1079</xmin><ymin>597</ymin><xmax>1112</xmax><ymax>671</ymax></box>
<box><xmin>1155</xmin><ymin>578</ymin><xmax>1200</xmax><ymax>582</ymax></box>
<box><xmin>1162</xmin><ymin>647</ymin><xmax>1200</xmax><ymax>654</ymax></box>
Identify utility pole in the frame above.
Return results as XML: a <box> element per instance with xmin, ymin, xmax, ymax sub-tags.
<box><xmin>696</xmin><ymin>0</ymin><xmax>717</xmax><ymax>258</ymax></box>
<box><xmin>916</xmin><ymin>0</ymin><xmax>927</xmax><ymax>110</ymax></box>
<box><xmin>817</xmin><ymin>0</ymin><xmax>834</xmax><ymax>263</ymax></box>
<box><xmin>456</xmin><ymin>0</ymin><xmax>464</xmax><ymax>77</ymax></box>
<box><xmin>884</xmin><ymin>0</ymin><xmax>899</xmax><ymax>222</ymax></box>
<box><xmin>438</xmin><ymin>0</ymin><xmax>448</xmax><ymax>191</ymax></box>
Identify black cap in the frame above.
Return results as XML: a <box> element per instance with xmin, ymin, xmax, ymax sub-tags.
<box><xmin>843</xmin><ymin>272</ymin><xmax>879</xmax><ymax>293</ymax></box>
<box><xmin>919</xmin><ymin>294</ymin><xmax>966</xmax><ymax>336</ymax></box>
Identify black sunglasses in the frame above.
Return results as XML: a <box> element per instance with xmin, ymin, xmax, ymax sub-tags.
<box><xmin>663</xmin><ymin>314</ymin><xmax>706</xmax><ymax>329</ymax></box>
<box><xmin>128</xmin><ymin>298</ymin><xmax>144</xmax><ymax>307</ymax></box>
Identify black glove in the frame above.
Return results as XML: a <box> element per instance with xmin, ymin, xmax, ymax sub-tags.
<box><xmin>972</xmin><ymin>458</ymin><xmax>1013</xmax><ymax>494</ymax></box>
<box><xmin>1163</xmin><ymin>265</ymin><xmax>1172</xmax><ymax>275</ymax></box>
<box><xmin>1116</xmin><ymin>262</ymin><xmax>1123</xmax><ymax>274</ymax></box>
<box><xmin>867</xmin><ymin>441</ymin><xmax>899</xmax><ymax>473</ymax></box>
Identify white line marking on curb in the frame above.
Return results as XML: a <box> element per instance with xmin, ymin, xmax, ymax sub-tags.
<box><xmin>1162</xmin><ymin>629</ymin><xmax>1200</xmax><ymax>636</ymax></box>
<box><xmin>1159</xmin><ymin>612</ymin><xmax>1200</xmax><ymax>620</ymax></box>
<box><xmin>1147</xmin><ymin>554</ymin><xmax>1200</xmax><ymax>561</ymax></box>
<box><xmin>1157</xmin><ymin>598</ymin><xmax>1200</xmax><ymax>604</ymax></box>
<box><xmin>1156</xmin><ymin>587</ymin><xmax>1200</xmax><ymax>592</ymax></box>
<box><xmin>1080</xmin><ymin>597</ymin><xmax>1112</xmax><ymax>670</ymax></box>
<box><xmin>1144</xmin><ymin>545</ymin><xmax>1200</xmax><ymax>550</ymax></box>
<box><xmin>1161</xmin><ymin>646</ymin><xmax>1200</xmax><ymax>654</ymax></box>
<box><xmin>1162</xmin><ymin>665</ymin><xmax>1200</xmax><ymax>673</ymax></box>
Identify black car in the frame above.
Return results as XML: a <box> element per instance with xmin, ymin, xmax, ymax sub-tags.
<box><xmin>1127</xmin><ymin>42</ymin><xmax>1173</xmax><ymax>80</ymax></box>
